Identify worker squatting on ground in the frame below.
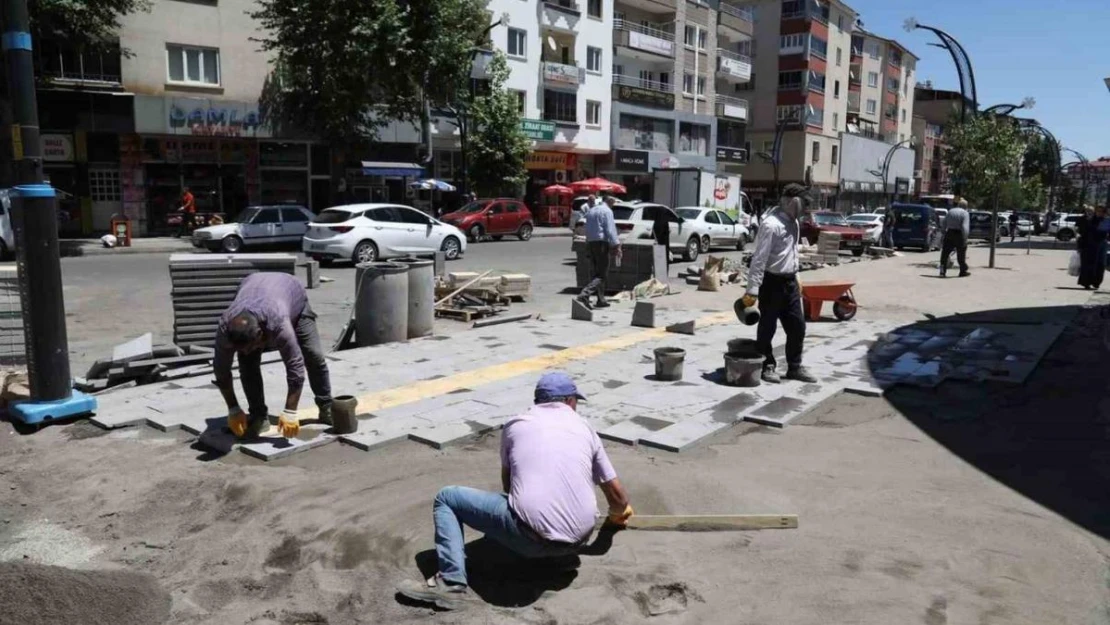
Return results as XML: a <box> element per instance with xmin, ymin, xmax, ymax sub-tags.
<box><xmin>213</xmin><ymin>272</ymin><xmax>333</xmax><ymax>440</ymax></box>
<box><xmin>397</xmin><ymin>371</ymin><xmax>633</xmax><ymax>611</ymax></box>
<box><xmin>577</xmin><ymin>196</ymin><xmax>622</xmax><ymax>309</ymax></box>
<box><xmin>742</xmin><ymin>184</ymin><xmax>818</xmax><ymax>385</ymax></box>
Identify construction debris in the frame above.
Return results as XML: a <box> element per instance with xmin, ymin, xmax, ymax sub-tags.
<box><xmin>595</xmin><ymin>514</ymin><xmax>798</xmax><ymax>531</ymax></box>
<box><xmin>77</xmin><ymin>335</ymin><xmax>215</xmax><ymax>393</ymax></box>
<box><xmin>435</xmin><ymin>270</ymin><xmax>532</xmax><ymax>323</ymax></box>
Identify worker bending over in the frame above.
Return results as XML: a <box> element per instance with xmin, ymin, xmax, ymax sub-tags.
<box><xmin>742</xmin><ymin>184</ymin><xmax>817</xmax><ymax>385</ymax></box>
<box><xmin>397</xmin><ymin>371</ymin><xmax>633</xmax><ymax>610</ymax></box>
<box><xmin>214</xmin><ymin>272</ymin><xmax>332</xmax><ymax>439</ymax></box>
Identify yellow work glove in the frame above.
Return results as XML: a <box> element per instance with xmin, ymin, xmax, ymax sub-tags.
<box><xmin>607</xmin><ymin>504</ymin><xmax>634</xmax><ymax>528</ymax></box>
<box><xmin>278</xmin><ymin>410</ymin><xmax>300</xmax><ymax>439</ymax></box>
<box><xmin>227</xmin><ymin>408</ymin><xmax>249</xmax><ymax>438</ymax></box>
<box><xmin>741</xmin><ymin>294</ymin><xmax>758</xmax><ymax>309</ymax></box>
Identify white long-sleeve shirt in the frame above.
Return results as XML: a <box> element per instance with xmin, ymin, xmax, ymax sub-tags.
<box><xmin>746</xmin><ymin>207</ymin><xmax>800</xmax><ymax>295</ymax></box>
<box><xmin>944</xmin><ymin>206</ymin><xmax>970</xmax><ymax>239</ymax></box>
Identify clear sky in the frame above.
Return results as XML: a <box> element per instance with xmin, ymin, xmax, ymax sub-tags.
<box><xmin>846</xmin><ymin>0</ymin><xmax>1110</xmax><ymax>161</ymax></box>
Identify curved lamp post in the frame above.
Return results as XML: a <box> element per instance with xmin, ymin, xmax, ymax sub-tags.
<box><xmin>867</xmin><ymin>138</ymin><xmax>914</xmax><ymax>208</ymax></box>
<box><xmin>905</xmin><ymin>18</ymin><xmax>978</xmax><ymax>121</ymax></box>
<box><xmin>982</xmin><ymin>97</ymin><xmax>1036</xmax><ymax>117</ymax></box>
<box><xmin>756</xmin><ymin>105</ymin><xmax>811</xmax><ymax>214</ymax></box>
<box><xmin>1062</xmin><ymin>148</ymin><xmax>1091</xmax><ymax>207</ymax></box>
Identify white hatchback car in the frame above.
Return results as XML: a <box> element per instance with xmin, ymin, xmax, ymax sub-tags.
<box><xmin>845</xmin><ymin>213</ymin><xmax>884</xmax><ymax>243</ymax></box>
<box><xmin>674</xmin><ymin>207</ymin><xmax>751</xmax><ymax>251</ymax></box>
<box><xmin>303</xmin><ymin>203</ymin><xmax>467</xmax><ymax>265</ymax></box>
<box><xmin>192</xmin><ymin>205</ymin><xmax>315</xmax><ymax>253</ymax></box>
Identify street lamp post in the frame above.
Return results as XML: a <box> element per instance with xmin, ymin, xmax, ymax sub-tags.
<box><xmin>1062</xmin><ymin>148</ymin><xmax>1090</xmax><ymax>207</ymax></box>
<box><xmin>867</xmin><ymin>138</ymin><xmax>914</xmax><ymax>209</ymax></box>
<box><xmin>904</xmin><ymin>18</ymin><xmax>978</xmax><ymax>121</ymax></box>
<box><xmin>756</xmin><ymin>106</ymin><xmax>808</xmax><ymax>216</ymax></box>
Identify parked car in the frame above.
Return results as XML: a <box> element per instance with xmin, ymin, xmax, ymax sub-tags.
<box><xmin>191</xmin><ymin>205</ymin><xmax>314</xmax><ymax>253</ymax></box>
<box><xmin>845</xmin><ymin>213</ymin><xmax>884</xmax><ymax>244</ymax></box>
<box><xmin>303</xmin><ymin>203</ymin><xmax>466</xmax><ymax>265</ymax></box>
<box><xmin>889</xmin><ymin>204</ymin><xmax>940</xmax><ymax>251</ymax></box>
<box><xmin>574</xmin><ymin>202</ymin><xmax>708</xmax><ymax>261</ymax></box>
<box><xmin>674</xmin><ymin>207</ymin><xmax>750</xmax><ymax>251</ymax></box>
<box><xmin>439</xmin><ymin>198</ymin><xmax>534</xmax><ymax>243</ymax></box>
<box><xmin>800</xmin><ymin>211</ymin><xmax>868</xmax><ymax>256</ymax></box>
<box><xmin>968</xmin><ymin>210</ymin><xmax>1003</xmax><ymax>243</ymax></box>
<box><xmin>1049</xmin><ymin>214</ymin><xmax>1081</xmax><ymax>241</ymax></box>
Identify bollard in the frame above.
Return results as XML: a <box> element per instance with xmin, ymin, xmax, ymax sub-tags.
<box><xmin>354</xmin><ymin>262</ymin><xmax>409</xmax><ymax>346</ymax></box>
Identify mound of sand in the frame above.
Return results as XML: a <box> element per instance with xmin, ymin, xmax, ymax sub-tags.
<box><xmin>0</xmin><ymin>562</ymin><xmax>170</xmax><ymax>625</ymax></box>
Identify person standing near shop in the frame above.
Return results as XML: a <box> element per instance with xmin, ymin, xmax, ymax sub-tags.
<box><xmin>177</xmin><ymin>186</ymin><xmax>196</xmax><ymax>237</ymax></box>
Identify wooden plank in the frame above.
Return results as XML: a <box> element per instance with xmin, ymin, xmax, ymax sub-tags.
<box><xmin>471</xmin><ymin>313</ymin><xmax>533</xmax><ymax>329</ymax></box>
<box><xmin>595</xmin><ymin>514</ymin><xmax>798</xmax><ymax>532</ymax></box>
<box><xmin>433</xmin><ymin>270</ymin><xmax>493</xmax><ymax>307</ymax></box>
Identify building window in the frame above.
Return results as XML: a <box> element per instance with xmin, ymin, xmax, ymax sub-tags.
<box><xmin>778</xmin><ymin>70</ymin><xmax>803</xmax><ymax>90</ymax></box>
<box><xmin>684</xmin><ymin>25</ymin><xmax>696</xmax><ymax>48</ymax></box>
<box><xmin>782</xmin><ymin>0</ymin><xmax>803</xmax><ymax>18</ymax></box>
<box><xmin>901</xmin><ymin>108</ymin><xmax>906</xmax><ymax>123</ymax></box>
<box><xmin>832</xmin><ymin>112</ymin><xmax>839</xmax><ymax>131</ymax></box>
<box><xmin>887</xmin><ymin>76</ymin><xmax>899</xmax><ymax>92</ymax></box>
<box><xmin>866</xmin><ymin>99</ymin><xmax>877</xmax><ymax>115</ymax></box>
<box><xmin>587</xmin><ymin>46</ymin><xmax>602</xmax><ymax>73</ymax></box>
<box><xmin>890</xmin><ymin>49</ymin><xmax>903</xmax><ymax>67</ymax></box>
<box><xmin>683</xmin><ymin>72</ymin><xmax>694</xmax><ymax>95</ymax></box>
<box><xmin>718</xmin><ymin>119</ymin><xmax>746</xmax><ymax>148</ymax></box>
<box><xmin>588</xmin><ymin>0</ymin><xmax>602</xmax><ymax>19</ymax></box>
<box><xmin>89</xmin><ymin>169</ymin><xmax>121</xmax><ymax>201</ymax></box>
<box><xmin>678</xmin><ymin>122</ymin><xmax>710</xmax><ymax>155</ymax></box>
<box><xmin>507</xmin><ymin>28</ymin><xmax>527</xmax><ymax>58</ymax></box>
<box><xmin>831</xmin><ymin>145</ymin><xmax>839</xmax><ymax>164</ymax></box>
<box><xmin>166</xmin><ymin>45</ymin><xmax>220</xmax><ymax>86</ymax></box>
<box><xmin>809</xmin><ymin>35</ymin><xmax>827</xmax><ymax>59</ymax></box>
<box><xmin>900</xmin><ymin>133</ymin><xmax>905</xmax><ymax>142</ymax></box>
<box><xmin>866</xmin><ymin>41</ymin><xmax>881</xmax><ymax>58</ymax></box>
<box><xmin>867</xmin><ymin>71</ymin><xmax>878</xmax><ymax>88</ymax></box>
<box><xmin>618</xmin><ymin>114</ymin><xmax>672</xmax><ymax>152</ymax></box>
<box><xmin>586</xmin><ymin>100</ymin><xmax>601</xmax><ymax>126</ymax></box>
<box><xmin>807</xmin><ymin>106</ymin><xmax>824</xmax><ymax>127</ymax></box>
<box><xmin>777</xmin><ymin>104</ymin><xmax>803</xmax><ymax>123</ymax></box>
<box><xmin>779</xmin><ymin>33</ymin><xmax>805</xmax><ymax>54</ymax></box>
<box><xmin>696</xmin><ymin>75</ymin><xmax>706</xmax><ymax>96</ymax></box>
<box><xmin>833</xmin><ymin>79</ymin><xmax>840</xmax><ymax>98</ymax></box>
<box><xmin>884</xmin><ymin>103</ymin><xmax>897</xmax><ymax>120</ymax></box>
<box><xmin>699</xmin><ymin>28</ymin><xmax>708</xmax><ymax>50</ymax></box>
<box><xmin>512</xmin><ymin>90</ymin><xmax>526</xmax><ymax>114</ymax></box>
<box><xmin>836</xmin><ymin>47</ymin><xmax>842</xmax><ymax>66</ymax></box>
<box><xmin>543</xmin><ymin>89</ymin><xmax>577</xmax><ymax>123</ymax></box>
<box><xmin>808</xmin><ymin>70</ymin><xmax>825</xmax><ymax>93</ymax></box>
<box><xmin>812</xmin><ymin>141</ymin><xmax>820</xmax><ymax>162</ymax></box>
<box><xmin>837</xmin><ymin>15</ymin><xmax>844</xmax><ymax>30</ymax></box>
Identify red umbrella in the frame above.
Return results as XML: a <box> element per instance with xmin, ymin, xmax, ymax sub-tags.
<box><xmin>570</xmin><ymin>177</ymin><xmax>627</xmax><ymax>194</ymax></box>
<box><xmin>542</xmin><ymin>184</ymin><xmax>574</xmax><ymax>196</ymax></box>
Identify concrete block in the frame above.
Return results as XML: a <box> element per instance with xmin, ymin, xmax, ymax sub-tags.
<box><xmin>305</xmin><ymin>260</ymin><xmax>320</xmax><ymax>289</ymax></box>
<box><xmin>408</xmin><ymin>419</ymin><xmax>496</xmax><ymax>449</ymax></box>
<box><xmin>339</xmin><ymin>421</ymin><xmax>417</xmax><ymax>452</ymax></box>
<box><xmin>844</xmin><ymin>382</ymin><xmax>884</xmax><ymax>397</ymax></box>
<box><xmin>240</xmin><ymin>428</ymin><xmax>337</xmax><ymax>461</ymax></box>
<box><xmin>653</xmin><ymin>245</ymin><xmax>669</xmax><ymax>283</ymax></box>
<box><xmin>434</xmin><ymin>252</ymin><xmax>446</xmax><ymax>277</ymax></box>
<box><xmin>571</xmin><ymin>299</ymin><xmax>594</xmax><ymax>321</ymax></box>
<box><xmin>638</xmin><ymin>414</ymin><xmax>734</xmax><ymax>453</ymax></box>
<box><xmin>599</xmin><ymin>415</ymin><xmax>676</xmax><ymax>445</ymax></box>
<box><xmin>666</xmin><ymin>320</ymin><xmax>696</xmax><ymax>335</ymax></box>
<box><xmin>111</xmin><ymin>332</ymin><xmax>153</xmax><ymax>364</ymax></box>
<box><xmin>631</xmin><ymin>301</ymin><xmax>655</xmax><ymax>328</ymax></box>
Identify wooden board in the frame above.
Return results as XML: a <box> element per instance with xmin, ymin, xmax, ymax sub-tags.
<box><xmin>596</xmin><ymin>514</ymin><xmax>798</xmax><ymax>532</ymax></box>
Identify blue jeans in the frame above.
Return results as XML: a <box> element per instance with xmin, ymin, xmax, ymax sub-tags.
<box><xmin>434</xmin><ymin>486</ymin><xmax>580</xmax><ymax>586</ymax></box>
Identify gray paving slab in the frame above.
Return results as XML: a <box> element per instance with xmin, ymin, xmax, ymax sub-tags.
<box><xmin>744</xmin><ymin>383</ymin><xmax>846</xmax><ymax>428</ymax></box>
<box><xmin>408</xmin><ymin>419</ymin><xmax>497</xmax><ymax>449</ymax></box>
<box><xmin>240</xmin><ymin>428</ymin><xmax>338</xmax><ymax>461</ymax></box>
<box><xmin>599</xmin><ymin>415</ymin><xmax>677</xmax><ymax>445</ymax></box>
<box><xmin>111</xmin><ymin>332</ymin><xmax>153</xmax><ymax>364</ymax></box>
<box><xmin>638</xmin><ymin>413</ymin><xmax>734</xmax><ymax>453</ymax></box>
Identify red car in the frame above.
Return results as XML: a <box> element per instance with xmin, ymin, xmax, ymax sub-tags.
<box><xmin>439</xmin><ymin>198</ymin><xmax>535</xmax><ymax>243</ymax></box>
<box><xmin>800</xmin><ymin>211</ymin><xmax>868</xmax><ymax>256</ymax></box>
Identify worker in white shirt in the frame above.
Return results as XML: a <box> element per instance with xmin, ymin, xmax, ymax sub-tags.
<box><xmin>740</xmin><ymin>184</ymin><xmax>817</xmax><ymax>384</ymax></box>
<box><xmin>939</xmin><ymin>198</ymin><xmax>971</xmax><ymax>278</ymax></box>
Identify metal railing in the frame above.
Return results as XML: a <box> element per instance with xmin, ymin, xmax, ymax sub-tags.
<box><xmin>613</xmin><ymin>73</ymin><xmax>672</xmax><ymax>93</ymax></box>
<box><xmin>718</xmin><ymin>2</ymin><xmax>754</xmax><ymax>22</ymax></box>
<box><xmin>715</xmin><ymin>94</ymin><xmax>750</xmax><ymax>119</ymax></box>
<box><xmin>541</xmin><ymin>61</ymin><xmax>586</xmax><ymax>85</ymax></box>
<box><xmin>613</xmin><ymin>18</ymin><xmax>675</xmax><ymax>41</ymax></box>
<box><xmin>543</xmin><ymin>0</ymin><xmax>581</xmax><ymax>15</ymax></box>
<box><xmin>716</xmin><ymin>47</ymin><xmax>753</xmax><ymax>66</ymax></box>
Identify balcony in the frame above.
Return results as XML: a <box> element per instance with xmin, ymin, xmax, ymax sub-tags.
<box><xmin>38</xmin><ymin>40</ymin><xmax>122</xmax><ymax>89</ymax></box>
<box><xmin>541</xmin><ymin>0</ymin><xmax>581</xmax><ymax>33</ymax></box>
<box><xmin>715</xmin><ymin>95</ymin><xmax>749</xmax><ymax>121</ymax></box>
<box><xmin>612</xmin><ymin>73</ymin><xmax>675</xmax><ymax>109</ymax></box>
<box><xmin>614</xmin><ymin>19</ymin><xmax>675</xmax><ymax>59</ymax></box>
<box><xmin>716</xmin><ymin>48</ymin><xmax>752</xmax><ymax>82</ymax></box>
<box><xmin>847</xmin><ymin>92</ymin><xmax>860</xmax><ymax>114</ymax></box>
<box><xmin>717</xmin><ymin>2</ymin><xmax>754</xmax><ymax>37</ymax></box>
<box><xmin>542</xmin><ymin>61</ymin><xmax>586</xmax><ymax>87</ymax></box>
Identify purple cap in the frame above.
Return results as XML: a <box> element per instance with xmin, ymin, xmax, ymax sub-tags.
<box><xmin>534</xmin><ymin>371</ymin><xmax>586</xmax><ymax>403</ymax></box>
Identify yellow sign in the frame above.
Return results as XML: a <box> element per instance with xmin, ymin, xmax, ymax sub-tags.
<box><xmin>10</xmin><ymin>125</ymin><xmax>22</xmax><ymax>161</ymax></box>
<box><xmin>525</xmin><ymin>151</ymin><xmax>569</xmax><ymax>170</ymax></box>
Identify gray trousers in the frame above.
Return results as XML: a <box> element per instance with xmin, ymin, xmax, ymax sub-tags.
<box><xmin>579</xmin><ymin>241</ymin><xmax>612</xmax><ymax>303</ymax></box>
<box><xmin>239</xmin><ymin>303</ymin><xmax>332</xmax><ymax>422</ymax></box>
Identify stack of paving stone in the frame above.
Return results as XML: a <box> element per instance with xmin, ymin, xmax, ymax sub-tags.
<box><xmin>816</xmin><ymin>232</ymin><xmax>841</xmax><ymax>265</ymax></box>
<box><xmin>575</xmin><ymin>241</ymin><xmax>654</xmax><ymax>292</ymax></box>
<box><xmin>0</xmin><ymin>266</ymin><xmax>24</xmax><ymax>366</ymax></box>
<box><xmin>170</xmin><ymin>253</ymin><xmax>296</xmax><ymax>349</ymax></box>
<box><xmin>497</xmin><ymin>274</ymin><xmax>531</xmax><ymax>300</ymax></box>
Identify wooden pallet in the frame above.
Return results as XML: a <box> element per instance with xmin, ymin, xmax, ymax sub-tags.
<box><xmin>435</xmin><ymin>306</ymin><xmax>500</xmax><ymax>322</ymax></box>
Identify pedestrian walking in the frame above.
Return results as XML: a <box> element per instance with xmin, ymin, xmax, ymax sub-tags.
<box><xmin>881</xmin><ymin>211</ymin><xmax>895</xmax><ymax>248</ymax></box>
<box><xmin>1008</xmin><ymin>212</ymin><xmax>1018</xmax><ymax>243</ymax></box>
<box><xmin>577</xmin><ymin>196</ymin><xmax>621</xmax><ymax>309</ymax></box>
<box><xmin>742</xmin><ymin>183</ymin><xmax>816</xmax><ymax>385</ymax></box>
<box><xmin>1076</xmin><ymin>205</ymin><xmax>1107</xmax><ymax>290</ymax></box>
<box><xmin>939</xmin><ymin>199</ymin><xmax>970</xmax><ymax>278</ymax></box>
<box><xmin>176</xmin><ymin>186</ymin><xmax>196</xmax><ymax>238</ymax></box>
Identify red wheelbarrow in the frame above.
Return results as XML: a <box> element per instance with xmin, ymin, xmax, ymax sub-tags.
<box><xmin>801</xmin><ymin>280</ymin><xmax>858</xmax><ymax>321</ymax></box>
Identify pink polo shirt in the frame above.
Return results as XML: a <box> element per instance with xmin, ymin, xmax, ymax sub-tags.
<box><xmin>500</xmin><ymin>402</ymin><xmax>618</xmax><ymax>544</ymax></box>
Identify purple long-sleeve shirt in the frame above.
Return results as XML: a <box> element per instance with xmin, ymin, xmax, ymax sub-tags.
<box><xmin>213</xmin><ymin>272</ymin><xmax>308</xmax><ymax>390</ymax></box>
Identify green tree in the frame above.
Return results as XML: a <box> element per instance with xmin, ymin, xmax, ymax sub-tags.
<box><xmin>29</xmin><ymin>0</ymin><xmax>150</xmax><ymax>52</ymax></box>
<box><xmin>251</xmin><ymin>0</ymin><xmax>488</xmax><ymax>148</ymax></box>
<box><xmin>945</xmin><ymin>114</ymin><xmax>1028</xmax><ymax>208</ymax></box>
<box><xmin>465</xmin><ymin>52</ymin><xmax>529</xmax><ymax>197</ymax></box>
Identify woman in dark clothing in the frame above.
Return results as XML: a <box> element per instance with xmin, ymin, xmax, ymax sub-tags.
<box><xmin>1076</xmin><ymin>205</ymin><xmax>1108</xmax><ymax>290</ymax></box>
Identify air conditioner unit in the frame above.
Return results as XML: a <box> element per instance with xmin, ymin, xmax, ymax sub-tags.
<box><xmin>914</xmin><ymin>170</ymin><xmax>923</xmax><ymax>179</ymax></box>
<box><xmin>554</xmin><ymin>170</ymin><xmax>568</xmax><ymax>183</ymax></box>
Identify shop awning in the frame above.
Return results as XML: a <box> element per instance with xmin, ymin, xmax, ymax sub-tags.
<box><xmin>361</xmin><ymin>161</ymin><xmax>425</xmax><ymax>177</ymax></box>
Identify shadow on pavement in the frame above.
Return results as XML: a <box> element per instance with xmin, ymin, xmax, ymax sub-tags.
<box><xmin>871</xmin><ymin>303</ymin><xmax>1110</xmax><ymax>540</ymax></box>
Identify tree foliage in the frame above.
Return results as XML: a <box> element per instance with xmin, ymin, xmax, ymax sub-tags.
<box><xmin>944</xmin><ymin>115</ymin><xmax>1028</xmax><ymax>207</ymax></box>
<box><xmin>29</xmin><ymin>0</ymin><xmax>150</xmax><ymax>51</ymax></box>
<box><xmin>466</xmin><ymin>52</ymin><xmax>529</xmax><ymax>197</ymax></box>
<box><xmin>251</xmin><ymin>0</ymin><xmax>488</xmax><ymax>145</ymax></box>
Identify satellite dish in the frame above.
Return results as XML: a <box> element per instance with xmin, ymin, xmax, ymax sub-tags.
<box><xmin>547</xmin><ymin>36</ymin><xmax>557</xmax><ymax>51</ymax></box>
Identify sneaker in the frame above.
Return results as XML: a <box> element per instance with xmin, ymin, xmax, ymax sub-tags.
<box><xmin>397</xmin><ymin>575</ymin><xmax>474</xmax><ymax>611</ymax></box>
<box><xmin>761</xmin><ymin>367</ymin><xmax>781</xmax><ymax>384</ymax></box>
<box><xmin>594</xmin><ymin>300</ymin><xmax>611</xmax><ymax>309</ymax></box>
<box><xmin>785</xmin><ymin>367</ymin><xmax>818</xmax><ymax>383</ymax></box>
<box><xmin>958</xmin><ymin>271</ymin><xmax>971</xmax><ymax>278</ymax></box>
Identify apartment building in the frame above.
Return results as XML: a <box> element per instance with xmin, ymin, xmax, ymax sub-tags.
<box><xmin>912</xmin><ymin>86</ymin><xmax>971</xmax><ymax>197</ymax></box>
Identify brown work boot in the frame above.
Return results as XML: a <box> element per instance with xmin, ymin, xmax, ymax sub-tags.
<box><xmin>397</xmin><ymin>575</ymin><xmax>475</xmax><ymax>611</ymax></box>
<box><xmin>785</xmin><ymin>367</ymin><xmax>818</xmax><ymax>383</ymax></box>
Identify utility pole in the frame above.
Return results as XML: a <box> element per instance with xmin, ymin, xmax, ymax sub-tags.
<box><xmin>3</xmin><ymin>0</ymin><xmax>94</xmax><ymax>424</ymax></box>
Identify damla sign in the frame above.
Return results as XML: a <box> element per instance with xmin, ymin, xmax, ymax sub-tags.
<box><xmin>169</xmin><ymin>103</ymin><xmax>263</xmax><ymax>137</ymax></box>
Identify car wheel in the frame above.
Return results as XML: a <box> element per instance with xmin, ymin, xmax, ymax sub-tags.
<box><xmin>0</xmin><ymin>240</ymin><xmax>8</xmax><ymax>261</ymax></box>
<box><xmin>316</xmin><ymin>257</ymin><xmax>334</xmax><ymax>268</ymax></box>
<box><xmin>736</xmin><ymin>236</ymin><xmax>745</xmax><ymax>251</ymax></box>
<box><xmin>517</xmin><ymin>223</ymin><xmax>534</xmax><ymax>241</ymax></box>
<box><xmin>852</xmin><ymin>248</ymin><xmax>864</xmax><ymax>257</ymax></box>
<box><xmin>683</xmin><ymin>236</ymin><xmax>700</xmax><ymax>262</ymax></box>
<box><xmin>221</xmin><ymin>236</ymin><xmax>243</xmax><ymax>253</ymax></box>
<box><xmin>700</xmin><ymin>235</ymin><xmax>711</xmax><ymax>253</ymax></box>
<box><xmin>1059</xmin><ymin>230</ymin><xmax>1074</xmax><ymax>242</ymax></box>
<box><xmin>352</xmin><ymin>240</ymin><xmax>378</xmax><ymax>264</ymax></box>
<box><xmin>468</xmin><ymin>225</ymin><xmax>484</xmax><ymax>243</ymax></box>
<box><xmin>441</xmin><ymin>236</ymin><xmax>462</xmax><ymax>260</ymax></box>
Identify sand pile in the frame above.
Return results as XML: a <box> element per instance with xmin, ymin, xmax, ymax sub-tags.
<box><xmin>0</xmin><ymin>562</ymin><xmax>170</xmax><ymax>625</ymax></box>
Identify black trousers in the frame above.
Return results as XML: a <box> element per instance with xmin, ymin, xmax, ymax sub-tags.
<box><xmin>580</xmin><ymin>241</ymin><xmax>611</xmax><ymax>303</ymax></box>
<box><xmin>239</xmin><ymin>303</ymin><xmax>332</xmax><ymax>422</ymax></box>
<box><xmin>940</xmin><ymin>230</ymin><xmax>968</xmax><ymax>274</ymax></box>
<box><xmin>756</xmin><ymin>273</ymin><xmax>805</xmax><ymax>371</ymax></box>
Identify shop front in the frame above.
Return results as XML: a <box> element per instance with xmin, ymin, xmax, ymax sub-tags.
<box><xmin>524</xmin><ymin>151</ymin><xmax>577</xmax><ymax>207</ymax></box>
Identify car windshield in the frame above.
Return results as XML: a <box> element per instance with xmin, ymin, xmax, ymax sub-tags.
<box><xmin>314</xmin><ymin>209</ymin><xmax>356</xmax><ymax>224</ymax></box>
<box><xmin>846</xmin><ymin>215</ymin><xmax>876</xmax><ymax>224</ymax></box>
<box><xmin>814</xmin><ymin>213</ymin><xmax>848</xmax><ymax>226</ymax></box>
<box><xmin>611</xmin><ymin>206</ymin><xmax>636</xmax><ymax>220</ymax></box>
<box><xmin>236</xmin><ymin>208</ymin><xmax>260</xmax><ymax>223</ymax></box>
<box><xmin>458</xmin><ymin>201</ymin><xmax>491</xmax><ymax>214</ymax></box>
<box><xmin>676</xmin><ymin>209</ymin><xmax>701</xmax><ymax>220</ymax></box>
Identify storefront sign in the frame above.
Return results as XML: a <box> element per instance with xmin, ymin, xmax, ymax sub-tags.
<box><xmin>521</xmin><ymin>119</ymin><xmax>556</xmax><ymax>141</ymax></box>
<box><xmin>134</xmin><ymin>95</ymin><xmax>272</xmax><ymax>138</ymax></box>
<box><xmin>715</xmin><ymin>147</ymin><xmax>747</xmax><ymax>164</ymax></box>
<box><xmin>841</xmin><ymin>180</ymin><xmax>859</xmax><ymax>191</ymax></box>
<box><xmin>660</xmin><ymin>156</ymin><xmax>681</xmax><ymax>169</ymax></box>
<box><xmin>41</xmin><ymin>134</ymin><xmax>73</xmax><ymax>162</ymax></box>
<box><xmin>615</xmin><ymin>85</ymin><xmax>675</xmax><ymax>109</ymax></box>
<box><xmin>542</xmin><ymin>62</ymin><xmax>581</xmax><ymax>86</ymax></box>
<box><xmin>525</xmin><ymin>151</ymin><xmax>574</xmax><ymax>171</ymax></box>
<box><xmin>169</xmin><ymin>103</ymin><xmax>263</xmax><ymax>137</ymax></box>
<box><xmin>614</xmin><ymin>149</ymin><xmax>649</xmax><ymax>172</ymax></box>
<box><xmin>629</xmin><ymin>31</ymin><xmax>674</xmax><ymax>57</ymax></box>
<box><xmin>718</xmin><ymin>57</ymin><xmax>752</xmax><ymax>81</ymax></box>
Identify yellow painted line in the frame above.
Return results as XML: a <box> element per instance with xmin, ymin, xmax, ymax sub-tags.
<box><xmin>297</xmin><ymin>310</ymin><xmax>735</xmax><ymax>419</ymax></box>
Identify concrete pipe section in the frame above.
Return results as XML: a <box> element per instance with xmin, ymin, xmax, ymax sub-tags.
<box><xmin>390</xmin><ymin>257</ymin><xmax>435</xmax><ymax>339</ymax></box>
<box><xmin>355</xmin><ymin>262</ymin><xmax>409</xmax><ymax>347</ymax></box>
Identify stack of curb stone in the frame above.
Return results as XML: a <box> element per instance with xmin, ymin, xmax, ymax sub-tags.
<box><xmin>0</xmin><ymin>266</ymin><xmax>23</xmax><ymax>366</ymax></box>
